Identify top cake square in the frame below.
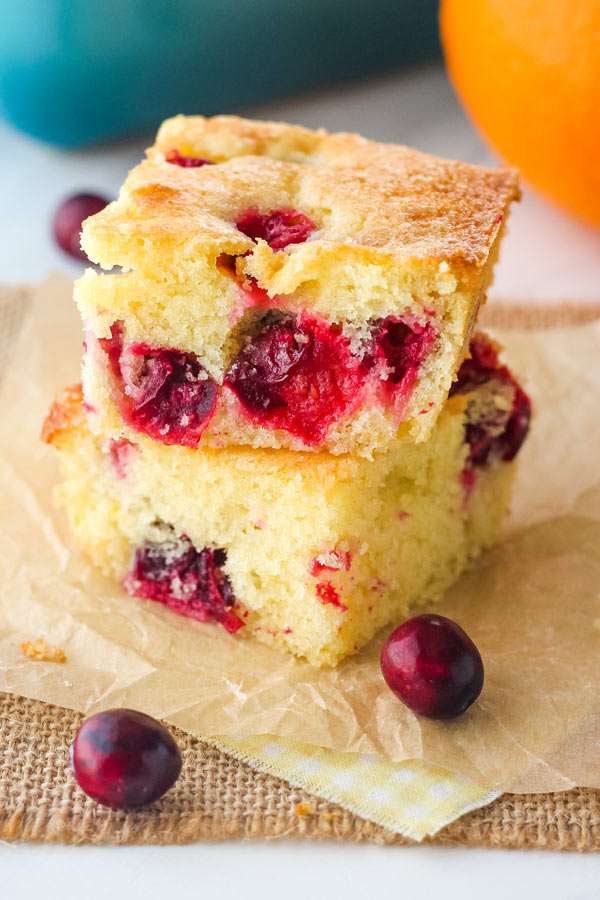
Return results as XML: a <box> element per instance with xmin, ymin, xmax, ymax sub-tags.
<box><xmin>76</xmin><ymin>115</ymin><xmax>519</xmax><ymax>456</ymax></box>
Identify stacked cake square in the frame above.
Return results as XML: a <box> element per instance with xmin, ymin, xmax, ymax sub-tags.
<box><xmin>44</xmin><ymin>115</ymin><xmax>529</xmax><ymax>666</ymax></box>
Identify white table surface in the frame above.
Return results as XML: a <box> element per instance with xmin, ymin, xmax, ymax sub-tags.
<box><xmin>2</xmin><ymin>62</ymin><xmax>600</xmax><ymax>898</ymax></box>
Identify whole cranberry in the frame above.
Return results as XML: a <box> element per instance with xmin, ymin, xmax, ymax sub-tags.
<box><xmin>70</xmin><ymin>709</ymin><xmax>182</xmax><ymax>808</ymax></box>
<box><xmin>53</xmin><ymin>193</ymin><xmax>109</xmax><ymax>261</ymax></box>
<box><xmin>380</xmin><ymin>614</ymin><xmax>484</xmax><ymax>719</ymax></box>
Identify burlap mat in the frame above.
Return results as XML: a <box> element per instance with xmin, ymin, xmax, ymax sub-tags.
<box><xmin>2</xmin><ymin>288</ymin><xmax>600</xmax><ymax>850</ymax></box>
<box><xmin>2</xmin><ymin>692</ymin><xmax>600</xmax><ymax>850</ymax></box>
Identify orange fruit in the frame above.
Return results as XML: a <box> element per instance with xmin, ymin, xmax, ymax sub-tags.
<box><xmin>440</xmin><ymin>0</ymin><xmax>600</xmax><ymax>227</ymax></box>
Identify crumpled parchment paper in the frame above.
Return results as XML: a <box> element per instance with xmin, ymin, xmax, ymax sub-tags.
<box><xmin>1</xmin><ymin>274</ymin><xmax>599</xmax><ymax>794</ymax></box>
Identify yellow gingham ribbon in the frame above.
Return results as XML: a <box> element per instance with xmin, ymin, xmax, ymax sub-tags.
<box><xmin>210</xmin><ymin>734</ymin><xmax>499</xmax><ymax>841</ymax></box>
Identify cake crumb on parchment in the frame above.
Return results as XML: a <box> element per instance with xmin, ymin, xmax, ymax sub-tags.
<box><xmin>20</xmin><ymin>637</ymin><xmax>67</xmax><ymax>664</ymax></box>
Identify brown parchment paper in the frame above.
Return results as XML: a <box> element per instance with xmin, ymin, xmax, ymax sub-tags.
<box><xmin>1</xmin><ymin>274</ymin><xmax>600</xmax><ymax>795</ymax></box>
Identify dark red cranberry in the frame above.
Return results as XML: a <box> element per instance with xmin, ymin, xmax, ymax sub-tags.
<box><xmin>224</xmin><ymin>312</ymin><xmax>363</xmax><ymax>444</ymax></box>
<box><xmin>380</xmin><ymin>614</ymin><xmax>484</xmax><ymax>720</ymax></box>
<box><xmin>360</xmin><ymin>318</ymin><xmax>435</xmax><ymax>414</ymax></box>
<box><xmin>70</xmin><ymin>708</ymin><xmax>182</xmax><ymax>809</ymax></box>
<box><xmin>452</xmin><ymin>333</ymin><xmax>500</xmax><ymax>390</ymax></box>
<box><xmin>236</xmin><ymin>208</ymin><xmax>315</xmax><ymax>250</ymax></box>
<box><xmin>165</xmin><ymin>148</ymin><xmax>214</xmax><ymax>168</ymax></box>
<box><xmin>124</xmin><ymin>535</ymin><xmax>244</xmax><ymax>633</ymax></box>
<box><xmin>378</xmin><ymin>320</ymin><xmax>435</xmax><ymax>384</ymax></box>
<box><xmin>100</xmin><ymin>326</ymin><xmax>217</xmax><ymax>449</ymax></box>
<box><xmin>53</xmin><ymin>193</ymin><xmax>109</xmax><ymax>262</ymax></box>
<box><xmin>364</xmin><ymin>317</ymin><xmax>435</xmax><ymax>387</ymax></box>
<box><xmin>451</xmin><ymin>334</ymin><xmax>531</xmax><ymax>465</ymax></box>
<box><xmin>499</xmin><ymin>386</ymin><xmax>531</xmax><ymax>461</ymax></box>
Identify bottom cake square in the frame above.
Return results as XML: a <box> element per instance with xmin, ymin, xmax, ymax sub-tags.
<box><xmin>43</xmin><ymin>335</ymin><xmax>530</xmax><ymax>667</ymax></box>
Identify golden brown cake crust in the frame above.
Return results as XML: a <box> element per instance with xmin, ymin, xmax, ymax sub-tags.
<box><xmin>41</xmin><ymin>383</ymin><xmax>84</xmax><ymax>446</ymax></box>
<box><xmin>84</xmin><ymin>114</ymin><xmax>519</xmax><ymax>271</ymax></box>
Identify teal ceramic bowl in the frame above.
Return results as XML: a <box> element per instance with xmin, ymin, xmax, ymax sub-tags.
<box><xmin>0</xmin><ymin>0</ymin><xmax>439</xmax><ymax>146</ymax></box>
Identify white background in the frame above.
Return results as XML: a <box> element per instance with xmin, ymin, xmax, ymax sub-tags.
<box><xmin>2</xmin><ymin>62</ymin><xmax>600</xmax><ymax>898</ymax></box>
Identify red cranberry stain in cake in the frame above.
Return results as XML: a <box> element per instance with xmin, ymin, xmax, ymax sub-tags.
<box><xmin>223</xmin><ymin>203</ymin><xmax>314</xmax><ymax>318</ymax></box>
<box><xmin>310</xmin><ymin>547</ymin><xmax>352</xmax><ymax>576</ymax></box>
<box><xmin>316</xmin><ymin>581</ymin><xmax>348</xmax><ymax>612</ymax></box>
<box><xmin>217</xmin><ymin>251</ymin><xmax>278</xmax><ymax>329</ymax></box>
<box><xmin>451</xmin><ymin>334</ymin><xmax>532</xmax><ymax>466</ymax></box>
<box><xmin>165</xmin><ymin>148</ymin><xmax>214</xmax><ymax>168</ymax></box>
<box><xmin>224</xmin><ymin>311</ymin><xmax>364</xmax><ymax>444</ymax></box>
<box><xmin>108</xmin><ymin>438</ymin><xmax>135</xmax><ymax>479</ymax></box>
<box><xmin>218</xmin><ymin>250</ymin><xmax>276</xmax><ymax>328</ymax></box>
<box><xmin>53</xmin><ymin>193</ymin><xmax>109</xmax><ymax>262</ymax></box>
<box><xmin>228</xmin><ymin>273</ymin><xmax>276</xmax><ymax>327</ymax></box>
<box><xmin>460</xmin><ymin>466</ymin><xmax>477</xmax><ymax>494</ymax></box>
<box><xmin>371</xmin><ymin>578</ymin><xmax>387</xmax><ymax>595</ymax></box>
<box><xmin>100</xmin><ymin>325</ymin><xmax>217</xmax><ymax>448</ymax></box>
<box><xmin>124</xmin><ymin>535</ymin><xmax>244</xmax><ymax>634</ymax></box>
<box><xmin>236</xmin><ymin>208</ymin><xmax>316</xmax><ymax>251</ymax></box>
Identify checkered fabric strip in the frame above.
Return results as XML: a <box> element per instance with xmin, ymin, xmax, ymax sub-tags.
<box><xmin>211</xmin><ymin>734</ymin><xmax>499</xmax><ymax>840</ymax></box>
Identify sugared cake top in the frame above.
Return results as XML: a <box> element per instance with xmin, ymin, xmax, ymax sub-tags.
<box><xmin>82</xmin><ymin>114</ymin><xmax>519</xmax><ymax>277</ymax></box>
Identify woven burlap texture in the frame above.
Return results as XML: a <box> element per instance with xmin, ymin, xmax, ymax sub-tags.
<box><xmin>2</xmin><ymin>290</ymin><xmax>600</xmax><ymax>850</ymax></box>
<box><xmin>2</xmin><ymin>692</ymin><xmax>600</xmax><ymax>850</ymax></box>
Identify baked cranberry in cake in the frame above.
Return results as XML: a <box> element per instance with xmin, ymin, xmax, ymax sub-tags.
<box><xmin>453</xmin><ymin>332</ymin><xmax>500</xmax><ymax>388</ymax></box>
<box><xmin>367</xmin><ymin>317</ymin><xmax>436</xmax><ymax>415</ymax></box>
<box><xmin>500</xmin><ymin>389</ymin><xmax>531</xmax><ymax>462</ymax></box>
<box><xmin>380</xmin><ymin>614</ymin><xmax>484</xmax><ymax>719</ymax></box>
<box><xmin>451</xmin><ymin>334</ymin><xmax>532</xmax><ymax>465</ymax></box>
<box><xmin>124</xmin><ymin>534</ymin><xmax>243</xmax><ymax>633</ymax></box>
<box><xmin>70</xmin><ymin>709</ymin><xmax>182</xmax><ymax>809</ymax></box>
<box><xmin>224</xmin><ymin>312</ymin><xmax>364</xmax><ymax>444</ymax></box>
<box><xmin>100</xmin><ymin>326</ymin><xmax>217</xmax><ymax>448</ymax></box>
<box><xmin>378</xmin><ymin>319</ymin><xmax>436</xmax><ymax>384</ymax></box>
<box><xmin>97</xmin><ymin>309</ymin><xmax>437</xmax><ymax>450</ymax></box>
<box><xmin>165</xmin><ymin>148</ymin><xmax>214</xmax><ymax>167</ymax></box>
<box><xmin>236</xmin><ymin>208</ymin><xmax>316</xmax><ymax>250</ymax></box>
<box><xmin>224</xmin><ymin>311</ymin><xmax>437</xmax><ymax>444</ymax></box>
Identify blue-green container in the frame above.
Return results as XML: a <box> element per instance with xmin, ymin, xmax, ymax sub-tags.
<box><xmin>0</xmin><ymin>0</ymin><xmax>440</xmax><ymax>147</ymax></box>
